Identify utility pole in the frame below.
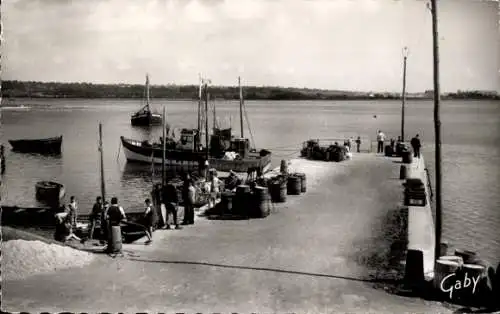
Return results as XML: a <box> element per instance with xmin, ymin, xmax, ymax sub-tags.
<box><xmin>430</xmin><ymin>0</ymin><xmax>443</xmax><ymax>262</ymax></box>
<box><xmin>401</xmin><ymin>47</ymin><xmax>409</xmax><ymax>141</ymax></box>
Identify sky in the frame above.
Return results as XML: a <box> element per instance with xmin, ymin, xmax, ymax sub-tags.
<box><xmin>1</xmin><ymin>0</ymin><xmax>499</xmax><ymax>93</ymax></box>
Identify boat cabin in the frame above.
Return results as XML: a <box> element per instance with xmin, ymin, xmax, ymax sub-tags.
<box><xmin>230</xmin><ymin>138</ymin><xmax>250</xmax><ymax>159</ymax></box>
<box><xmin>178</xmin><ymin>129</ymin><xmax>201</xmax><ymax>151</ymax></box>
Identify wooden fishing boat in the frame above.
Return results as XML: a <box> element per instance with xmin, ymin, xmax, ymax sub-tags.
<box><xmin>9</xmin><ymin>135</ymin><xmax>62</xmax><ymax>155</ymax></box>
<box><xmin>35</xmin><ymin>181</ymin><xmax>65</xmax><ymax>203</ymax></box>
<box><xmin>121</xmin><ymin>77</ymin><xmax>272</xmax><ymax>173</ymax></box>
<box><xmin>120</xmin><ymin>135</ymin><xmax>272</xmax><ymax>173</ymax></box>
<box><xmin>131</xmin><ymin>74</ymin><xmax>163</xmax><ymax>126</ymax></box>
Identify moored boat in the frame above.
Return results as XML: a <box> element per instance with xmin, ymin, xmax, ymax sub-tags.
<box><xmin>35</xmin><ymin>181</ymin><xmax>66</xmax><ymax>204</ymax></box>
<box><xmin>131</xmin><ymin>74</ymin><xmax>163</xmax><ymax>126</ymax></box>
<box><xmin>120</xmin><ymin>134</ymin><xmax>272</xmax><ymax>173</ymax></box>
<box><xmin>9</xmin><ymin>136</ymin><xmax>63</xmax><ymax>155</ymax></box>
<box><xmin>121</xmin><ymin>76</ymin><xmax>272</xmax><ymax>174</ymax></box>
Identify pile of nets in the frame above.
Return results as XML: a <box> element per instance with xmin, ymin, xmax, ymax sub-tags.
<box><xmin>2</xmin><ymin>239</ymin><xmax>95</xmax><ymax>281</ymax></box>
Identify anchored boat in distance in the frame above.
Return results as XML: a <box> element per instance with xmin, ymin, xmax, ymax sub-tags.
<box><xmin>130</xmin><ymin>74</ymin><xmax>163</xmax><ymax>127</ymax></box>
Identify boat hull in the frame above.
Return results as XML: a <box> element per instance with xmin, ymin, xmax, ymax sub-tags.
<box><xmin>131</xmin><ymin>113</ymin><xmax>162</xmax><ymax>126</ymax></box>
<box><xmin>121</xmin><ymin>137</ymin><xmax>272</xmax><ymax>173</ymax></box>
<box><xmin>35</xmin><ymin>181</ymin><xmax>66</xmax><ymax>204</ymax></box>
<box><xmin>9</xmin><ymin>136</ymin><xmax>63</xmax><ymax>155</ymax></box>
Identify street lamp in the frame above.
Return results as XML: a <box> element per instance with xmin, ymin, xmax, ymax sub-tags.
<box><xmin>401</xmin><ymin>46</ymin><xmax>409</xmax><ymax>142</ymax></box>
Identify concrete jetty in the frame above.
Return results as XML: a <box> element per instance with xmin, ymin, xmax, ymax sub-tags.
<box><xmin>2</xmin><ymin>153</ymin><xmax>451</xmax><ymax>313</ymax></box>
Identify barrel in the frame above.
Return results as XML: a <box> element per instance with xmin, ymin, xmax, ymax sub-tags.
<box><xmin>438</xmin><ymin>255</ymin><xmax>464</xmax><ymax>267</ymax></box>
<box><xmin>287</xmin><ymin>175</ymin><xmax>301</xmax><ymax>195</ymax></box>
<box><xmin>221</xmin><ymin>191</ymin><xmax>235</xmax><ymax>213</ymax></box>
<box><xmin>399</xmin><ymin>164</ymin><xmax>407</xmax><ymax>180</ymax></box>
<box><xmin>402</xmin><ymin>151</ymin><xmax>413</xmax><ymax>164</ymax></box>
<box><xmin>434</xmin><ymin>259</ymin><xmax>460</xmax><ymax>295</ymax></box>
<box><xmin>455</xmin><ymin>249</ymin><xmax>478</xmax><ymax>264</ymax></box>
<box><xmin>234</xmin><ymin>185</ymin><xmax>251</xmax><ymax>215</ymax></box>
<box><xmin>108</xmin><ymin>225</ymin><xmax>123</xmax><ymax>253</ymax></box>
<box><xmin>385</xmin><ymin>145</ymin><xmax>393</xmax><ymax>156</ymax></box>
<box><xmin>269</xmin><ymin>181</ymin><xmax>286</xmax><ymax>203</ymax></box>
<box><xmin>252</xmin><ymin>186</ymin><xmax>270</xmax><ymax>218</ymax></box>
<box><xmin>459</xmin><ymin>264</ymin><xmax>487</xmax><ymax>303</ymax></box>
<box><xmin>280</xmin><ymin>160</ymin><xmax>288</xmax><ymax>174</ymax></box>
<box><xmin>294</xmin><ymin>172</ymin><xmax>306</xmax><ymax>193</ymax></box>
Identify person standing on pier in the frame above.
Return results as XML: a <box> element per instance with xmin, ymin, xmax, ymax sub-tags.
<box><xmin>143</xmin><ymin>198</ymin><xmax>154</xmax><ymax>245</ymax></box>
<box><xmin>163</xmin><ymin>182</ymin><xmax>181</xmax><ymax>230</ymax></box>
<box><xmin>100</xmin><ymin>200</ymin><xmax>110</xmax><ymax>244</ymax></box>
<box><xmin>355</xmin><ymin>137</ymin><xmax>361</xmax><ymax>153</ymax></box>
<box><xmin>182</xmin><ymin>177</ymin><xmax>196</xmax><ymax>225</ymax></box>
<box><xmin>88</xmin><ymin>196</ymin><xmax>103</xmax><ymax>240</ymax></box>
<box><xmin>107</xmin><ymin>197</ymin><xmax>127</xmax><ymax>227</ymax></box>
<box><xmin>410</xmin><ymin>134</ymin><xmax>422</xmax><ymax>158</ymax></box>
<box><xmin>376</xmin><ymin>130</ymin><xmax>386</xmax><ymax>154</ymax></box>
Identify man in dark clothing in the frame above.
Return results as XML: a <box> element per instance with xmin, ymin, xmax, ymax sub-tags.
<box><xmin>88</xmin><ymin>196</ymin><xmax>103</xmax><ymax>240</ymax></box>
<box><xmin>163</xmin><ymin>183</ymin><xmax>181</xmax><ymax>230</ymax></box>
<box><xmin>100</xmin><ymin>201</ymin><xmax>110</xmax><ymax>244</ymax></box>
<box><xmin>410</xmin><ymin>134</ymin><xmax>422</xmax><ymax>158</ymax></box>
<box><xmin>182</xmin><ymin>178</ymin><xmax>196</xmax><ymax>225</ymax></box>
<box><xmin>107</xmin><ymin>197</ymin><xmax>127</xmax><ymax>227</ymax></box>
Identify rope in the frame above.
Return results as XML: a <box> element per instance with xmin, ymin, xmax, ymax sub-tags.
<box><xmin>242</xmin><ymin>101</ymin><xmax>256</xmax><ymax>149</ymax></box>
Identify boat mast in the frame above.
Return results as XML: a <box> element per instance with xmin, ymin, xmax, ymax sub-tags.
<box><xmin>401</xmin><ymin>47</ymin><xmax>409</xmax><ymax>141</ymax></box>
<box><xmin>239</xmin><ymin>76</ymin><xmax>244</xmax><ymax>138</ymax></box>
<box><xmin>197</xmin><ymin>73</ymin><xmax>202</xmax><ymax>134</ymax></box>
<box><xmin>430</xmin><ymin>0</ymin><xmax>443</xmax><ymax>263</ymax></box>
<box><xmin>205</xmin><ymin>83</ymin><xmax>210</xmax><ymax>178</ymax></box>
<box><xmin>213</xmin><ymin>99</ymin><xmax>216</xmax><ymax>131</ymax></box>
<box><xmin>145</xmin><ymin>74</ymin><xmax>150</xmax><ymax>111</ymax></box>
<box><xmin>98</xmin><ymin>123</ymin><xmax>106</xmax><ymax>202</ymax></box>
<box><xmin>162</xmin><ymin>106</ymin><xmax>166</xmax><ymax>189</ymax></box>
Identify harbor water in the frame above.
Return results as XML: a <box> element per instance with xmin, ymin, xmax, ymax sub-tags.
<box><xmin>1</xmin><ymin>98</ymin><xmax>499</xmax><ymax>263</ymax></box>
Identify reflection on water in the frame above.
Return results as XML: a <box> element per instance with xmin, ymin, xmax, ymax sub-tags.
<box><xmin>1</xmin><ymin>98</ymin><xmax>499</xmax><ymax>263</ymax></box>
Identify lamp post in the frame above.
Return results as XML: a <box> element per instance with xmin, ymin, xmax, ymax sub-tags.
<box><xmin>401</xmin><ymin>47</ymin><xmax>409</xmax><ymax>142</ymax></box>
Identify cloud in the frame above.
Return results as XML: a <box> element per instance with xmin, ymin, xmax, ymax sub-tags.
<box><xmin>1</xmin><ymin>0</ymin><xmax>498</xmax><ymax>92</ymax></box>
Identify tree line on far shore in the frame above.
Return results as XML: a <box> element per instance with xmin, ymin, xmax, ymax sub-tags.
<box><xmin>1</xmin><ymin>80</ymin><xmax>498</xmax><ymax>101</ymax></box>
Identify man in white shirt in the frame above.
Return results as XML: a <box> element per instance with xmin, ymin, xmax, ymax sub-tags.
<box><xmin>376</xmin><ymin>130</ymin><xmax>386</xmax><ymax>154</ymax></box>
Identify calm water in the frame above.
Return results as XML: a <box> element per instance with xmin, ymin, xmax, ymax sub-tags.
<box><xmin>1</xmin><ymin>98</ymin><xmax>499</xmax><ymax>263</ymax></box>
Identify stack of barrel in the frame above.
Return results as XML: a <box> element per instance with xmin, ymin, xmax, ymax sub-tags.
<box><xmin>403</xmin><ymin>178</ymin><xmax>426</xmax><ymax>206</ymax></box>
<box><xmin>230</xmin><ymin>184</ymin><xmax>271</xmax><ymax>218</ymax></box>
<box><xmin>268</xmin><ymin>175</ymin><xmax>287</xmax><ymax>203</ymax></box>
<box><xmin>434</xmin><ymin>249</ymin><xmax>496</xmax><ymax>307</ymax></box>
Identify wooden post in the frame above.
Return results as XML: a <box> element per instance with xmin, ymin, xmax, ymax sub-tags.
<box><xmin>239</xmin><ymin>76</ymin><xmax>244</xmax><ymax>138</ymax></box>
<box><xmin>401</xmin><ymin>47</ymin><xmax>408</xmax><ymax>141</ymax></box>
<box><xmin>197</xmin><ymin>73</ymin><xmax>202</xmax><ymax>135</ymax></box>
<box><xmin>162</xmin><ymin>106</ymin><xmax>166</xmax><ymax>189</ymax></box>
<box><xmin>430</xmin><ymin>0</ymin><xmax>443</xmax><ymax>267</ymax></box>
<box><xmin>99</xmin><ymin>123</ymin><xmax>106</xmax><ymax>202</ymax></box>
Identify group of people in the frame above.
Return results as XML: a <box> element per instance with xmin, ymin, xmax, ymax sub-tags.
<box><xmin>376</xmin><ymin>130</ymin><xmax>422</xmax><ymax>157</ymax></box>
<box><xmin>53</xmin><ymin>167</ymin><xmax>227</xmax><ymax>246</ymax></box>
<box><xmin>55</xmin><ymin>195</ymin><xmax>128</xmax><ymax>245</ymax></box>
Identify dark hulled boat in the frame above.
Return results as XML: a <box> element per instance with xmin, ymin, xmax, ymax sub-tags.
<box><xmin>9</xmin><ymin>136</ymin><xmax>63</xmax><ymax>155</ymax></box>
<box><xmin>35</xmin><ymin>181</ymin><xmax>66</xmax><ymax>204</ymax></box>
<box><xmin>130</xmin><ymin>74</ymin><xmax>163</xmax><ymax>127</ymax></box>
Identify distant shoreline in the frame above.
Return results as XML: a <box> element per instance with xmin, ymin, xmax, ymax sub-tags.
<box><xmin>1</xmin><ymin>80</ymin><xmax>498</xmax><ymax>101</ymax></box>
